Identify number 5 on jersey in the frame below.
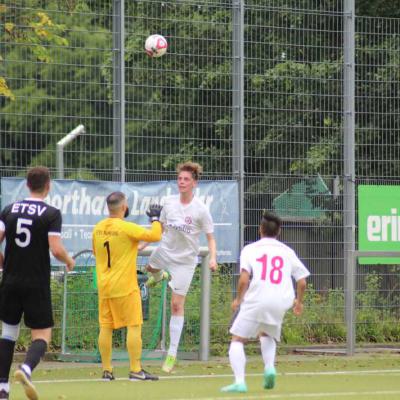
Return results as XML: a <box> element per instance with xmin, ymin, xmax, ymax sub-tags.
<box><xmin>15</xmin><ymin>218</ymin><xmax>33</xmax><ymax>248</ymax></box>
<box><xmin>256</xmin><ymin>254</ymin><xmax>283</xmax><ymax>284</ymax></box>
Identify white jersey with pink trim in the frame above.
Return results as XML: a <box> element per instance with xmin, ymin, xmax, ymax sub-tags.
<box><xmin>239</xmin><ymin>237</ymin><xmax>310</xmax><ymax>326</ymax></box>
<box><xmin>153</xmin><ymin>195</ymin><xmax>214</xmax><ymax>266</ymax></box>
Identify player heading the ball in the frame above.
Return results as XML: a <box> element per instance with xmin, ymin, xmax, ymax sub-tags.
<box><xmin>143</xmin><ymin>161</ymin><xmax>217</xmax><ymax>373</ymax></box>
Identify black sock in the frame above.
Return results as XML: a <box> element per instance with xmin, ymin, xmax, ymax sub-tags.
<box><xmin>0</xmin><ymin>338</ymin><xmax>16</xmax><ymax>383</ymax></box>
<box><xmin>24</xmin><ymin>339</ymin><xmax>47</xmax><ymax>373</ymax></box>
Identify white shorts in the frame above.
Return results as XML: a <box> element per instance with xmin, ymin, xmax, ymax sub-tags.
<box><xmin>148</xmin><ymin>251</ymin><xmax>195</xmax><ymax>296</ymax></box>
<box><xmin>230</xmin><ymin>312</ymin><xmax>282</xmax><ymax>342</ymax></box>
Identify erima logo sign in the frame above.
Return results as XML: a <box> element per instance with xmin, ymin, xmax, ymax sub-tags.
<box><xmin>367</xmin><ymin>208</ymin><xmax>400</xmax><ymax>242</ymax></box>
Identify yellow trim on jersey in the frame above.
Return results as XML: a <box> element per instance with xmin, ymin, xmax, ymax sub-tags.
<box><xmin>92</xmin><ymin>218</ymin><xmax>161</xmax><ymax>299</ymax></box>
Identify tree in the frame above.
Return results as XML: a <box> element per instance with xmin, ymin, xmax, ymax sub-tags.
<box><xmin>0</xmin><ymin>2</ymin><xmax>68</xmax><ymax>100</ymax></box>
<box><xmin>2</xmin><ymin>0</ymin><xmax>400</xmax><ymax>182</ymax></box>
<box><xmin>356</xmin><ymin>0</ymin><xmax>400</xmax><ymax>18</ymax></box>
<box><xmin>121</xmin><ymin>1</ymin><xmax>233</xmax><ymax>175</ymax></box>
<box><xmin>0</xmin><ymin>0</ymin><xmax>111</xmax><ymax>175</ymax></box>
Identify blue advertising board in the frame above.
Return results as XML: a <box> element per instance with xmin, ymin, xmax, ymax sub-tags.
<box><xmin>1</xmin><ymin>178</ymin><xmax>239</xmax><ymax>263</ymax></box>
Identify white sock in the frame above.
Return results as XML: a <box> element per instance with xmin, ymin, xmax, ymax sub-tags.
<box><xmin>168</xmin><ymin>316</ymin><xmax>184</xmax><ymax>357</ymax></box>
<box><xmin>151</xmin><ymin>270</ymin><xmax>164</xmax><ymax>282</ymax></box>
<box><xmin>260</xmin><ymin>335</ymin><xmax>276</xmax><ymax>370</ymax></box>
<box><xmin>21</xmin><ymin>364</ymin><xmax>32</xmax><ymax>376</ymax></box>
<box><xmin>229</xmin><ymin>341</ymin><xmax>246</xmax><ymax>385</ymax></box>
<box><xmin>0</xmin><ymin>382</ymin><xmax>9</xmax><ymax>392</ymax></box>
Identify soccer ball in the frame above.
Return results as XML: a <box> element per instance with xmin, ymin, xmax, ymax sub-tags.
<box><xmin>145</xmin><ymin>34</ymin><xmax>168</xmax><ymax>58</ymax></box>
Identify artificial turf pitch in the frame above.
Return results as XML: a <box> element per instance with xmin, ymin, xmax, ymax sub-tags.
<box><xmin>9</xmin><ymin>353</ymin><xmax>400</xmax><ymax>400</ymax></box>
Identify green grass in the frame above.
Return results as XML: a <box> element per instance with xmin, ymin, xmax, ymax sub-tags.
<box><xmin>8</xmin><ymin>354</ymin><xmax>400</xmax><ymax>400</ymax></box>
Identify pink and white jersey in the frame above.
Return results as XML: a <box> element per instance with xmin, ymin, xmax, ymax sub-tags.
<box><xmin>155</xmin><ymin>195</ymin><xmax>214</xmax><ymax>266</ymax></box>
<box><xmin>239</xmin><ymin>237</ymin><xmax>310</xmax><ymax>326</ymax></box>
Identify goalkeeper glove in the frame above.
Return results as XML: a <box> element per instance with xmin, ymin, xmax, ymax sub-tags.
<box><xmin>146</xmin><ymin>204</ymin><xmax>163</xmax><ymax>222</ymax></box>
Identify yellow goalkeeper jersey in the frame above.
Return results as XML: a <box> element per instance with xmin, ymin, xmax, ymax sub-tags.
<box><xmin>92</xmin><ymin>218</ymin><xmax>161</xmax><ymax>299</ymax></box>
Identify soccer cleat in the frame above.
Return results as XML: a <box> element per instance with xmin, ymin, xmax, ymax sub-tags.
<box><xmin>102</xmin><ymin>370</ymin><xmax>115</xmax><ymax>381</ymax></box>
<box><xmin>0</xmin><ymin>389</ymin><xmax>9</xmax><ymax>399</ymax></box>
<box><xmin>14</xmin><ymin>367</ymin><xmax>38</xmax><ymax>400</ymax></box>
<box><xmin>129</xmin><ymin>369</ymin><xmax>159</xmax><ymax>381</ymax></box>
<box><xmin>263</xmin><ymin>366</ymin><xmax>276</xmax><ymax>389</ymax></box>
<box><xmin>161</xmin><ymin>355</ymin><xmax>176</xmax><ymax>373</ymax></box>
<box><xmin>220</xmin><ymin>382</ymin><xmax>248</xmax><ymax>393</ymax></box>
<box><xmin>146</xmin><ymin>271</ymin><xmax>169</xmax><ymax>288</ymax></box>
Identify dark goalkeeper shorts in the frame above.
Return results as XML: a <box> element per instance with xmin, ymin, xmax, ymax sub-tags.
<box><xmin>0</xmin><ymin>284</ymin><xmax>54</xmax><ymax>329</ymax></box>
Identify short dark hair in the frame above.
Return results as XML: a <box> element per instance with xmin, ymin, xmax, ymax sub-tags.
<box><xmin>26</xmin><ymin>166</ymin><xmax>51</xmax><ymax>193</ymax></box>
<box><xmin>260</xmin><ymin>211</ymin><xmax>281</xmax><ymax>237</ymax></box>
<box><xmin>106</xmin><ymin>191</ymin><xmax>126</xmax><ymax>212</ymax></box>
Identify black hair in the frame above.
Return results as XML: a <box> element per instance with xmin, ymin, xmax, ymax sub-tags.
<box><xmin>260</xmin><ymin>210</ymin><xmax>281</xmax><ymax>237</ymax></box>
<box><xmin>27</xmin><ymin>166</ymin><xmax>50</xmax><ymax>193</ymax></box>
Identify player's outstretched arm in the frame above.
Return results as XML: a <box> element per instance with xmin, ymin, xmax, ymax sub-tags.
<box><xmin>131</xmin><ymin>204</ymin><xmax>163</xmax><ymax>243</ymax></box>
<box><xmin>49</xmin><ymin>235</ymin><xmax>75</xmax><ymax>272</ymax></box>
<box><xmin>146</xmin><ymin>204</ymin><xmax>163</xmax><ymax>222</ymax></box>
<box><xmin>137</xmin><ymin>204</ymin><xmax>165</xmax><ymax>248</ymax></box>
<box><xmin>293</xmin><ymin>278</ymin><xmax>307</xmax><ymax>316</ymax></box>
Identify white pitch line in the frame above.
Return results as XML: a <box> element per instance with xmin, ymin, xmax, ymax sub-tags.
<box><xmin>169</xmin><ymin>390</ymin><xmax>400</xmax><ymax>400</ymax></box>
<box><xmin>31</xmin><ymin>369</ymin><xmax>400</xmax><ymax>384</ymax></box>
<box><xmin>282</xmin><ymin>369</ymin><xmax>400</xmax><ymax>377</ymax></box>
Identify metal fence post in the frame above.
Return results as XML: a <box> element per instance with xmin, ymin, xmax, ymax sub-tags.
<box><xmin>61</xmin><ymin>267</ymin><xmax>68</xmax><ymax>355</ymax></box>
<box><xmin>112</xmin><ymin>0</ymin><xmax>125</xmax><ymax>182</ymax></box>
<box><xmin>56</xmin><ymin>125</ymin><xmax>85</xmax><ymax>179</ymax></box>
<box><xmin>160</xmin><ymin>283</ymin><xmax>167</xmax><ymax>352</ymax></box>
<box><xmin>232</xmin><ymin>0</ymin><xmax>245</xmax><ymax>252</ymax></box>
<box><xmin>199</xmin><ymin>251</ymin><xmax>211</xmax><ymax>361</ymax></box>
<box><xmin>343</xmin><ymin>0</ymin><xmax>356</xmax><ymax>356</ymax></box>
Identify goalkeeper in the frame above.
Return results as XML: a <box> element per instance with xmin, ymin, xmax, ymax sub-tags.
<box><xmin>92</xmin><ymin>192</ymin><xmax>162</xmax><ymax>381</ymax></box>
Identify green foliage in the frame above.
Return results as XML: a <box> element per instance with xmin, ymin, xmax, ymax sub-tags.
<box><xmin>282</xmin><ymin>286</ymin><xmax>347</xmax><ymax>345</ymax></box>
<box><xmin>357</xmin><ymin>0</ymin><xmax>400</xmax><ymax>18</ymax></box>
<box><xmin>122</xmin><ymin>1</ymin><xmax>233</xmax><ymax>174</ymax></box>
<box><xmin>1</xmin><ymin>0</ymin><xmax>112</xmax><ymax>173</ymax></box>
<box><xmin>281</xmin><ymin>277</ymin><xmax>400</xmax><ymax>346</ymax></box>
<box><xmin>0</xmin><ymin>1</ymin><xmax>69</xmax><ymax>99</ymax></box>
<box><xmin>247</xmin><ymin>57</ymin><xmax>343</xmax><ymax>177</ymax></box>
<box><xmin>2</xmin><ymin>0</ymin><xmax>400</xmax><ymax>178</ymax></box>
<box><xmin>356</xmin><ymin>273</ymin><xmax>400</xmax><ymax>343</ymax></box>
<box><xmin>290</xmin><ymin>136</ymin><xmax>341</xmax><ymax>174</ymax></box>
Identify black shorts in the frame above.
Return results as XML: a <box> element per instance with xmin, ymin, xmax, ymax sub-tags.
<box><xmin>0</xmin><ymin>284</ymin><xmax>54</xmax><ymax>329</ymax></box>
